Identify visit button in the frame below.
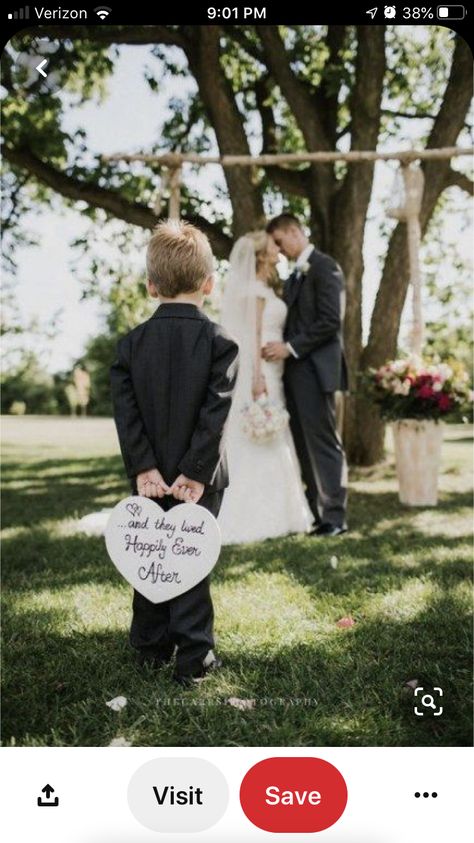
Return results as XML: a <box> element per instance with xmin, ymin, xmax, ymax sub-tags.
<box><xmin>239</xmin><ymin>757</ymin><xmax>347</xmax><ymax>833</ymax></box>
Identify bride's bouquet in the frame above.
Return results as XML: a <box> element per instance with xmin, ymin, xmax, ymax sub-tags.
<box><xmin>240</xmin><ymin>395</ymin><xmax>289</xmax><ymax>443</ymax></box>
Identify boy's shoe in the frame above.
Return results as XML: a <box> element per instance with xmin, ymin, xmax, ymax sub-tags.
<box><xmin>173</xmin><ymin>650</ymin><xmax>222</xmax><ymax>687</ymax></box>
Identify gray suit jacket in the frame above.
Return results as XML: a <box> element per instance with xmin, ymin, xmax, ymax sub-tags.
<box><xmin>283</xmin><ymin>247</ymin><xmax>348</xmax><ymax>393</ymax></box>
<box><xmin>110</xmin><ymin>303</ymin><xmax>239</xmax><ymax>491</ymax></box>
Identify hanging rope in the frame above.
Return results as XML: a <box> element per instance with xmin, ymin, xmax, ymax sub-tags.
<box><xmin>168</xmin><ymin>166</ymin><xmax>182</xmax><ymax>219</ymax></box>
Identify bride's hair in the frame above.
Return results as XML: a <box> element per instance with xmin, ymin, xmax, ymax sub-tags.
<box><xmin>245</xmin><ymin>230</ymin><xmax>282</xmax><ymax>295</ymax></box>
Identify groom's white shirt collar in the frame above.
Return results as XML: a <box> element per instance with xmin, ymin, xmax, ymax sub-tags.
<box><xmin>295</xmin><ymin>244</ymin><xmax>315</xmax><ymax>270</ymax></box>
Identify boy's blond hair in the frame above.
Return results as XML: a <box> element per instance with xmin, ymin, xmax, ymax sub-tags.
<box><xmin>146</xmin><ymin>219</ymin><xmax>214</xmax><ymax>298</ymax></box>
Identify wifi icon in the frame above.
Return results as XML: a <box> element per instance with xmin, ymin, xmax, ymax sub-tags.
<box><xmin>94</xmin><ymin>6</ymin><xmax>112</xmax><ymax>19</ymax></box>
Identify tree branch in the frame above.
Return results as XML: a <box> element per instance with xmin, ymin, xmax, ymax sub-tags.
<box><xmin>383</xmin><ymin>107</ymin><xmax>437</xmax><ymax>120</ymax></box>
<box><xmin>421</xmin><ymin>36</ymin><xmax>474</xmax><ymax>213</ymax></box>
<box><xmin>382</xmin><ymin>107</ymin><xmax>471</xmax><ymax>133</ymax></box>
<box><xmin>263</xmin><ymin>165</ymin><xmax>309</xmax><ymax>197</ymax></box>
<box><xmin>255</xmin><ymin>76</ymin><xmax>308</xmax><ymax>197</ymax></box>
<box><xmin>3</xmin><ymin>146</ymin><xmax>231</xmax><ymax>257</ymax></box>
<box><xmin>221</xmin><ymin>26</ymin><xmax>264</xmax><ymax>64</ymax></box>
<box><xmin>257</xmin><ymin>25</ymin><xmax>329</xmax><ymax>150</ymax></box>
<box><xmin>255</xmin><ymin>76</ymin><xmax>276</xmax><ymax>152</ymax></box>
<box><xmin>318</xmin><ymin>25</ymin><xmax>347</xmax><ymax>142</ymax></box>
<box><xmin>445</xmin><ymin>168</ymin><xmax>474</xmax><ymax>195</ymax></box>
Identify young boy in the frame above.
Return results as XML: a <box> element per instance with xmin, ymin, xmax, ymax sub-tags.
<box><xmin>110</xmin><ymin>220</ymin><xmax>239</xmax><ymax>685</ymax></box>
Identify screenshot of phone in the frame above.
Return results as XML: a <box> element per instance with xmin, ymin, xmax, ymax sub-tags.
<box><xmin>1</xmin><ymin>3</ymin><xmax>473</xmax><ymax>840</ymax></box>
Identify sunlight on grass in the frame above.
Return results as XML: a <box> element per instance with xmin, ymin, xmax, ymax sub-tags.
<box><xmin>390</xmin><ymin>543</ymin><xmax>471</xmax><ymax>567</ymax></box>
<box><xmin>9</xmin><ymin>584</ymin><xmax>130</xmax><ymax>634</ymax></box>
<box><xmin>216</xmin><ymin>572</ymin><xmax>320</xmax><ymax>649</ymax></box>
<box><xmin>350</xmin><ymin>478</ymin><xmax>397</xmax><ymax>495</ymax></box>
<box><xmin>364</xmin><ymin>579</ymin><xmax>438</xmax><ymax>622</ymax></box>
<box><xmin>410</xmin><ymin>508</ymin><xmax>473</xmax><ymax>537</ymax></box>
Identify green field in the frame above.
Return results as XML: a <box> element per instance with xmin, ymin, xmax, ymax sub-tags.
<box><xmin>1</xmin><ymin>416</ymin><xmax>472</xmax><ymax>747</ymax></box>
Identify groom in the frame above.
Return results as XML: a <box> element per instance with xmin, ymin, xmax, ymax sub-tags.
<box><xmin>263</xmin><ymin>214</ymin><xmax>348</xmax><ymax>537</ymax></box>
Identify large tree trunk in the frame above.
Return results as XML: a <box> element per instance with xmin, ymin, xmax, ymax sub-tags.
<box><xmin>186</xmin><ymin>27</ymin><xmax>264</xmax><ymax>236</ymax></box>
<box><xmin>330</xmin><ymin>27</ymin><xmax>386</xmax><ymax>463</ymax></box>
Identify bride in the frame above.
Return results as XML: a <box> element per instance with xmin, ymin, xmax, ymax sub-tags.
<box><xmin>218</xmin><ymin>231</ymin><xmax>312</xmax><ymax>544</ymax></box>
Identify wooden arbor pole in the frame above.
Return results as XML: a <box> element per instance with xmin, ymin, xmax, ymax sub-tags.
<box><xmin>388</xmin><ymin>161</ymin><xmax>425</xmax><ymax>357</ymax></box>
<box><xmin>151</xmin><ymin>165</ymin><xmax>182</xmax><ymax>219</ymax></box>
<box><xmin>402</xmin><ymin>164</ymin><xmax>425</xmax><ymax>357</ymax></box>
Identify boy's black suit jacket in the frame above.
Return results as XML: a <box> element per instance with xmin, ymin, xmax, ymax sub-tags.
<box><xmin>110</xmin><ymin>303</ymin><xmax>239</xmax><ymax>492</ymax></box>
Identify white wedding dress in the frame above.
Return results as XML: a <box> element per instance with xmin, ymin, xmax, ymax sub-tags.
<box><xmin>218</xmin><ymin>279</ymin><xmax>312</xmax><ymax>545</ymax></box>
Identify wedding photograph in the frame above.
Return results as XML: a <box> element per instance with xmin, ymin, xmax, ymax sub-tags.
<box><xmin>1</xmin><ymin>22</ymin><xmax>473</xmax><ymax>748</ymax></box>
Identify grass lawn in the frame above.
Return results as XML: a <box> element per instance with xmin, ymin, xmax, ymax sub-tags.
<box><xmin>1</xmin><ymin>416</ymin><xmax>472</xmax><ymax>747</ymax></box>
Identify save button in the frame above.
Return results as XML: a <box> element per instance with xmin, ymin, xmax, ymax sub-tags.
<box><xmin>240</xmin><ymin>757</ymin><xmax>347</xmax><ymax>833</ymax></box>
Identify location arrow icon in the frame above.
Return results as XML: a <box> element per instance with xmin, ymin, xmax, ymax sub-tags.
<box><xmin>35</xmin><ymin>58</ymin><xmax>48</xmax><ymax>78</ymax></box>
<box><xmin>366</xmin><ymin>7</ymin><xmax>378</xmax><ymax>18</ymax></box>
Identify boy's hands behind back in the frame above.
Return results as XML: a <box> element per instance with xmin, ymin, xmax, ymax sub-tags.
<box><xmin>169</xmin><ymin>474</ymin><xmax>205</xmax><ymax>504</ymax></box>
<box><xmin>136</xmin><ymin>470</ymin><xmax>204</xmax><ymax>504</ymax></box>
<box><xmin>136</xmin><ymin>468</ymin><xmax>170</xmax><ymax>498</ymax></box>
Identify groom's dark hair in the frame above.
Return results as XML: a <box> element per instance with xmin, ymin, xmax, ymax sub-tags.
<box><xmin>266</xmin><ymin>213</ymin><xmax>303</xmax><ymax>233</ymax></box>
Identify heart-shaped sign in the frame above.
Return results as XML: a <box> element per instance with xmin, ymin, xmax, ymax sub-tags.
<box><xmin>105</xmin><ymin>496</ymin><xmax>221</xmax><ymax>603</ymax></box>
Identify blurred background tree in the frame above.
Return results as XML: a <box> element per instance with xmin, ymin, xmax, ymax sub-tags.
<box><xmin>1</xmin><ymin>351</ymin><xmax>58</xmax><ymax>414</ymax></box>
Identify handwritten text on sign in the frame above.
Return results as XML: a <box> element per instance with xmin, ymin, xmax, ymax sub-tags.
<box><xmin>105</xmin><ymin>497</ymin><xmax>221</xmax><ymax>603</ymax></box>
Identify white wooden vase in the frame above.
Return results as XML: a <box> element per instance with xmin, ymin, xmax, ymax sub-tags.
<box><xmin>391</xmin><ymin>419</ymin><xmax>443</xmax><ymax>506</ymax></box>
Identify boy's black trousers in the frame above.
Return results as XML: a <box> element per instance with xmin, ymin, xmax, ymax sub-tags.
<box><xmin>129</xmin><ymin>490</ymin><xmax>223</xmax><ymax>676</ymax></box>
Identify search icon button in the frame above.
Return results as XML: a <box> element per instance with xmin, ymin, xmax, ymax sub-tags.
<box><xmin>414</xmin><ymin>686</ymin><xmax>443</xmax><ymax>717</ymax></box>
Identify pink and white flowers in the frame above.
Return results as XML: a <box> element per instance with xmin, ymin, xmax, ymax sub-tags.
<box><xmin>240</xmin><ymin>395</ymin><xmax>289</xmax><ymax>443</ymax></box>
<box><xmin>365</xmin><ymin>355</ymin><xmax>471</xmax><ymax>421</ymax></box>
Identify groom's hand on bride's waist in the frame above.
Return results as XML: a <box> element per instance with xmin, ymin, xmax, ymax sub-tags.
<box><xmin>262</xmin><ymin>342</ymin><xmax>291</xmax><ymax>361</ymax></box>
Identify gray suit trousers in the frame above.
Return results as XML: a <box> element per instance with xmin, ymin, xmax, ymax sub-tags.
<box><xmin>284</xmin><ymin>358</ymin><xmax>348</xmax><ymax>528</ymax></box>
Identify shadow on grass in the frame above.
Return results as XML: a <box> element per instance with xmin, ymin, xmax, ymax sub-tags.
<box><xmin>1</xmin><ymin>531</ymin><xmax>119</xmax><ymax>592</ymax></box>
<box><xmin>1</xmin><ymin>590</ymin><xmax>471</xmax><ymax>747</ymax></box>
<box><xmin>2</xmin><ymin>456</ymin><xmax>127</xmax><ymax>528</ymax></box>
<box><xmin>349</xmin><ymin>488</ymin><xmax>473</xmax><ymax>522</ymax></box>
<box><xmin>216</xmin><ymin>532</ymin><xmax>471</xmax><ymax>592</ymax></box>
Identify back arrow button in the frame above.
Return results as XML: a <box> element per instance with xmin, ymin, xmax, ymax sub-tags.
<box><xmin>35</xmin><ymin>59</ymin><xmax>48</xmax><ymax>78</ymax></box>
<box><xmin>13</xmin><ymin>38</ymin><xmax>65</xmax><ymax>96</ymax></box>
